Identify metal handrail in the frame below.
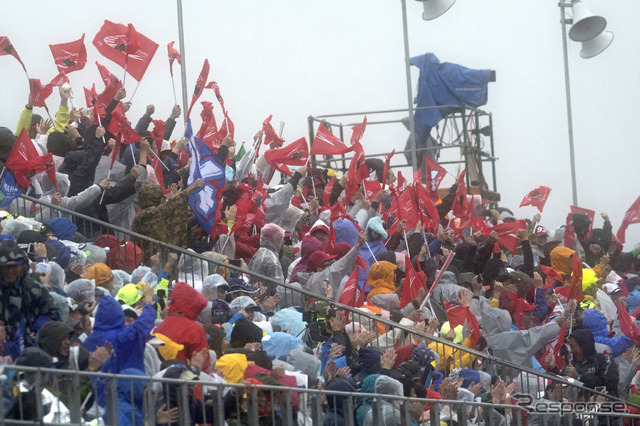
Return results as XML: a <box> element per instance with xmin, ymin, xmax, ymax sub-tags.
<box><xmin>13</xmin><ymin>194</ymin><xmax>639</xmax><ymax>409</ymax></box>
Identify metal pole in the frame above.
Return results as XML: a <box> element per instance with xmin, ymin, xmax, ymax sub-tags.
<box><xmin>560</xmin><ymin>3</ymin><xmax>578</xmax><ymax>205</ymax></box>
<box><xmin>177</xmin><ymin>0</ymin><xmax>189</xmax><ymax>125</ymax></box>
<box><xmin>401</xmin><ymin>0</ymin><xmax>419</xmax><ymax>173</ymax></box>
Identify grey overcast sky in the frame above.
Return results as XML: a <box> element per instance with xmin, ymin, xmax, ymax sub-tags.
<box><xmin>2</xmin><ymin>0</ymin><xmax>640</xmax><ymax>249</ymax></box>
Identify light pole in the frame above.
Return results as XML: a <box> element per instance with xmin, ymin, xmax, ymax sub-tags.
<box><xmin>558</xmin><ymin>0</ymin><xmax>613</xmax><ymax>206</ymax></box>
<box><xmin>177</xmin><ymin>0</ymin><xmax>189</xmax><ymax>125</ymax></box>
<box><xmin>401</xmin><ymin>0</ymin><xmax>456</xmax><ymax>173</ymax></box>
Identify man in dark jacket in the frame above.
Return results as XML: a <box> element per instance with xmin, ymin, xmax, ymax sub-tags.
<box><xmin>0</xmin><ymin>241</ymin><xmax>60</xmax><ymax>360</ymax></box>
<box><xmin>566</xmin><ymin>328</ymin><xmax>619</xmax><ymax>397</ymax></box>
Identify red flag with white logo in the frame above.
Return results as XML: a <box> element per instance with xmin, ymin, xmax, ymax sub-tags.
<box><xmin>186</xmin><ymin>59</ymin><xmax>210</xmax><ymax>121</ymax></box>
<box><xmin>424</xmin><ymin>157</ymin><xmax>447</xmax><ymax>201</ymax></box>
<box><xmin>262</xmin><ymin>115</ymin><xmax>284</xmax><ymax>148</ymax></box>
<box><xmin>92</xmin><ymin>20</ymin><xmax>158</xmax><ymax>82</ymax></box>
<box><xmin>617</xmin><ymin>195</ymin><xmax>640</xmax><ymax>245</ymax></box>
<box><xmin>264</xmin><ymin>138</ymin><xmax>309</xmax><ymax>177</ymax></box>
<box><xmin>310</xmin><ymin>124</ymin><xmax>350</xmax><ymax>156</ymax></box>
<box><xmin>519</xmin><ymin>186</ymin><xmax>552</xmax><ymax>212</ymax></box>
<box><xmin>337</xmin><ymin>268</ymin><xmax>360</xmax><ymax>308</ymax></box>
<box><xmin>0</xmin><ymin>36</ymin><xmax>27</xmax><ymax>73</ymax></box>
<box><xmin>167</xmin><ymin>41</ymin><xmax>181</xmax><ymax>76</ymax></box>
<box><xmin>49</xmin><ymin>34</ymin><xmax>87</xmax><ymax>74</ymax></box>
<box><xmin>350</xmin><ymin>116</ymin><xmax>367</xmax><ymax>145</ymax></box>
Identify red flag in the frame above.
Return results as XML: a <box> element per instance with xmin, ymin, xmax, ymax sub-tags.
<box><xmin>382</xmin><ymin>149</ymin><xmax>395</xmax><ymax>189</ymax></box>
<box><xmin>186</xmin><ymin>59</ymin><xmax>210</xmax><ymax>121</ymax></box>
<box><xmin>539</xmin><ymin>263</ymin><xmax>564</xmax><ymax>288</ymax></box>
<box><xmin>310</xmin><ymin>124</ymin><xmax>350</xmax><ymax>156</ymax></box>
<box><xmin>0</xmin><ymin>36</ymin><xmax>27</xmax><ymax>73</ymax></box>
<box><xmin>568</xmin><ymin>252</ymin><xmax>584</xmax><ymax>303</ymax></box>
<box><xmin>414</xmin><ymin>181</ymin><xmax>440</xmax><ymax>234</ymax></box>
<box><xmin>322</xmin><ymin>177</ymin><xmax>336</xmax><ymax>210</ymax></box>
<box><xmin>489</xmin><ymin>220</ymin><xmax>528</xmax><ymax>254</ymax></box>
<box><xmin>207</xmin><ymin>113</ymin><xmax>234</xmax><ymax>149</ymax></box>
<box><xmin>264</xmin><ymin>138</ymin><xmax>309</xmax><ymax>177</ymax></box>
<box><xmin>344</xmin><ymin>142</ymin><xmax>366</xmax><ymax>202</ymax></box>
<box><xmin>197</xmin><ymin>101</ymin><xmax>217</xmax><ymax>140</ymax></box>
<box><xmin>387</xmin><ymin>187</ymin><xmax>420</xmax><ymax>235</ymax></box>
<box><xmin>151</xmin><ymin>120</ymin><xmax>166</xmax><ymax>151</ymax></box>
<box><xmin>95</xmin><ymin>61</ymin><xmax>122</xmax><ymax>106</ymax></box>
<box><xmin>49</xmin><ymin>34</ymin><xmax>87</xmax><ymax>74</ymax></box>
<box><xmin>28</xmin><ymin>72</ymin><xmax>70</xmax><ymax>109</ymax></box>
<box><xmin>6</xmin><ymin>130</ymin><xmax>44</xmax><ymax>188</ymax></box>
<box><xmin>44</xmin><ymin>155</ymin><xmax>58</xmax><ymax>192</ymax></box>
<box><xmin>396</xmin><ymin>171</ymin><xmax>407</xmax><ymax>190</ymax></box>
<box><xmin>447</xmin><ymin>304</ymin><xmax>481</xmax><ymax>349</ymax></box>
<box><xmin>84</xmin><ymin>84</ymin><xmax>99</xmax><ymax>108</ymax></box>
<box><xmin>108</xmin><ymin>103</ymin><xmax>140</xmax><ymax>145</ymax></box>
<box><xmin>451</xmin><ymin>170</ymin><xmax>470</xmax><ymax>220</ymax></box>
<box><xmin>552</xmin><ymin>324</ymin><xmax>566</xmax><ymax>369</ymax></box>
<box><xmin>231</xmin><ymin>193</ymin><xmax>258</xmax><ymax>236</ymax></box>
<box><xmin>206</xmin><ymin>81</ymin><xmax>225</xmax><ymax>109</ymax></box>
<box><xmin>167</xmin><ymin>41</ymin><xmax>181</xmax><ymax>76</ymax></box>
<box><xmin>400</xmin><ymin>255</ymin><xmax>425</xmax><ymax>309</ymax></box>
<box><xmin>262</xmin><ymin>115</ymin><xmax>284</xmax><ymax>148</ymax></box>
<box><xmin>362</xmin><ymin>179</ymin><xmax>382</xmax><ymax>199</ymax></box>
<box><xmin>424</xmin><ymin>157</ymin><xmax>447</xmax><ymax>201</ymax></box>
<box><xmin>618</xmin><ymin>303</ymin><xmax>640</xmax><ymax>345</ymax></box>
<box><xmin>616</xmin><ymin>196</ymin><xmax>640</xmax><ymax>245</ymax></box>
<box><xmin>92</xmin><ymin>20</ymin><xmax>158</xmax><ymax>82</ymax></box>
<box><xmin>519</xmin><ymin>186</ymin><xmax>552</xmax><ymax>212</ymax></box>
<box><xmin>337</xmin><ymin>268</ymin><xmax>360</xmax><ymax>308</ymax></box>
<box><xmin>350</xmin><ymin>116</ymin><xmax>367</xmax><ymax>145</ymax></box>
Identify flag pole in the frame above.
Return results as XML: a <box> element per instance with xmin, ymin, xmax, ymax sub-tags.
<box><xmin>129</xmin><ymin>81</ymin><xmax>141</xmax><ymax>103</ymax></box>
<box><xmin>365</xmin><ymin>242</ymin><xmax>379</xmax><ymax>266</ymax></box>
<box><xmin>149</xmin><ymin>149</ymin><xmax>171</xmax><ymax>172</ymax></box>
<box><xmin>420</xmin><ymin>250</ymin><xmax>456</xmax><ymax>310</ymax></box>
<box><xmin>123</xmin><ymin>57</ymin><xmax>128</xmax><ymax>89</ymax></box>
<box><xmin>177</xmin><ymin>0</ymin><xmax>189</xmax><ymax>125</ymax></box>
<box><xmin>171</xmin><ymin>74</ymin><xmax>178</xmax><ymax>106</ymax></box>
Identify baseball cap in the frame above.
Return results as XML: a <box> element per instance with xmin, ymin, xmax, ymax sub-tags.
<box><xmin>534</xmin><ymin>226</ymin><xmax>548</xmax><ymax>237</ymax></box>
<box><xmin>227</xmin><ymin>278</ymin><xmax>260</xmax><ymax>295</ymax></box>
<box><xmin>117</xmin><ymin>283</ymin><xmax>144</xmax><ymax>306</ymax></box>
<box><xmin>307</xmin><ymin>251</ymin><xmax>337</xmax><ymax>272</ymax></box>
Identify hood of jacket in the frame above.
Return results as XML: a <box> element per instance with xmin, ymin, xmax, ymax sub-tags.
<box><xmin>326</xmin><ymin>376</ymin><xmax>356</xmax><ymax>412</ymax></box>
<box><xmin>271</xmin><ymin>308</ymin><xmax>307</xmax><ymax>341</ymax></box>
<box><xmin>334</xmin><ymin>219</ymin><xmax>358</xmax><ymax>247</ymax></box>
<box><xmin>375</xmin><ymin>375</ymin><xmax>403</xmax><ymax>408</ymax></box>
<box><xmin>582</xmin><ymin>309</ymin><xmax>609</xmax><ymax>337</ymax></box>
<box><xmin>93</xmin><ymin>295</ymin><xmax>125</xmax><ymax>332</ymax></box>
<box><xmin>367</xmin><ymin>261</ymin><xmax>396</xmax><ymax>300</ymax></box>
<box><xmin>37</xmin><ymin>320</ymin><xmax>73</xmax><ymax>358</ymax></box>
<box><xmin>261</xmin><ymin>332</ymin><xmax>300</xmax><ymax>360</ymax></box>
<box><xmin>550</xmin><ymin>246</ymin><xmax>575</xmax><ymax>276</ymax></box>
<box><xmin>480</xmin><ymin>307</ymin><xmax>513</xmax><ymax>336</ymax></box>
<box><xmin>168</xmin><ymin>281</ymin><xmax>208</xmax><ymax>320</ymax></box>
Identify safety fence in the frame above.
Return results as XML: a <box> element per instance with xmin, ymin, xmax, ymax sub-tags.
<box><xmin>9</xmin><ymin>194</ymin><xmax>640</xmax><ymax>414</ymax></box>
<box><xmin>2</xmin><ymin>364</ymin><xmax>639</xmax><ymax>426</ymax></box>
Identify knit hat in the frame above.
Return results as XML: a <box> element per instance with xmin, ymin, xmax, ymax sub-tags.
<box><xmin>85</xmin><ymin>263</ymin><xmax>112</xmax><ymax>286</ymax></box>
<box><xmin>366</xmin><ymin>216</ymin><xmax>388</xmax><ymax>239</ymax></box>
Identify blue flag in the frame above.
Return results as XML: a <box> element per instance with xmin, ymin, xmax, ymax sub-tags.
<box><xmin>186</xmin><ymin>120</ymin><xmax>225</xmax><ymax>236</ymax></box>
<box><xmin>0</xmin><ymin>170</ymin><xmax>22</xmax><ymax>208</ymax></box>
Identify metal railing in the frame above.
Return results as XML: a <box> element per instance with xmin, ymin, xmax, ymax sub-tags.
<box><xmin>10</xmin><ymin>194</ymin><xmax>640</xmax><ymax>412</ymax></box>
<box><xmin>2</xmin><ymin>364</ymin><xmax>638</xmax><ymax>426</ymax></box>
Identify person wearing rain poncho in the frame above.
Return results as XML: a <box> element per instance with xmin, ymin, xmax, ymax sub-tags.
<box><xmin>481</xmin><ymin>302</ymin><xmax>567</xmax><ymax>379</ymax></box>
<box><xmin>247</xmin><ymin>223</ymin><xmax>286</xmax><ymax>294</ymax></box>
<box><xmin>363</xmin><ymin>375</ymin><xmax>405</xmax><ymax>426</ymax></box>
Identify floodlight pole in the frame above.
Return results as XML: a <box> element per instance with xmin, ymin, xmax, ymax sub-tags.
<box><xmin>177</xmin><ymin>0</ymin><xmax>189</xmax><ymax>125</ymax></box>
<box><xmin>560</xmin><ymin>2</ymin><xmax>579</xmax><ymax>206</ymax></box>
<box><xmin>401</xmin><ymin>0</ymin><xmax>419</xmax><ymax>174</ymax></box>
